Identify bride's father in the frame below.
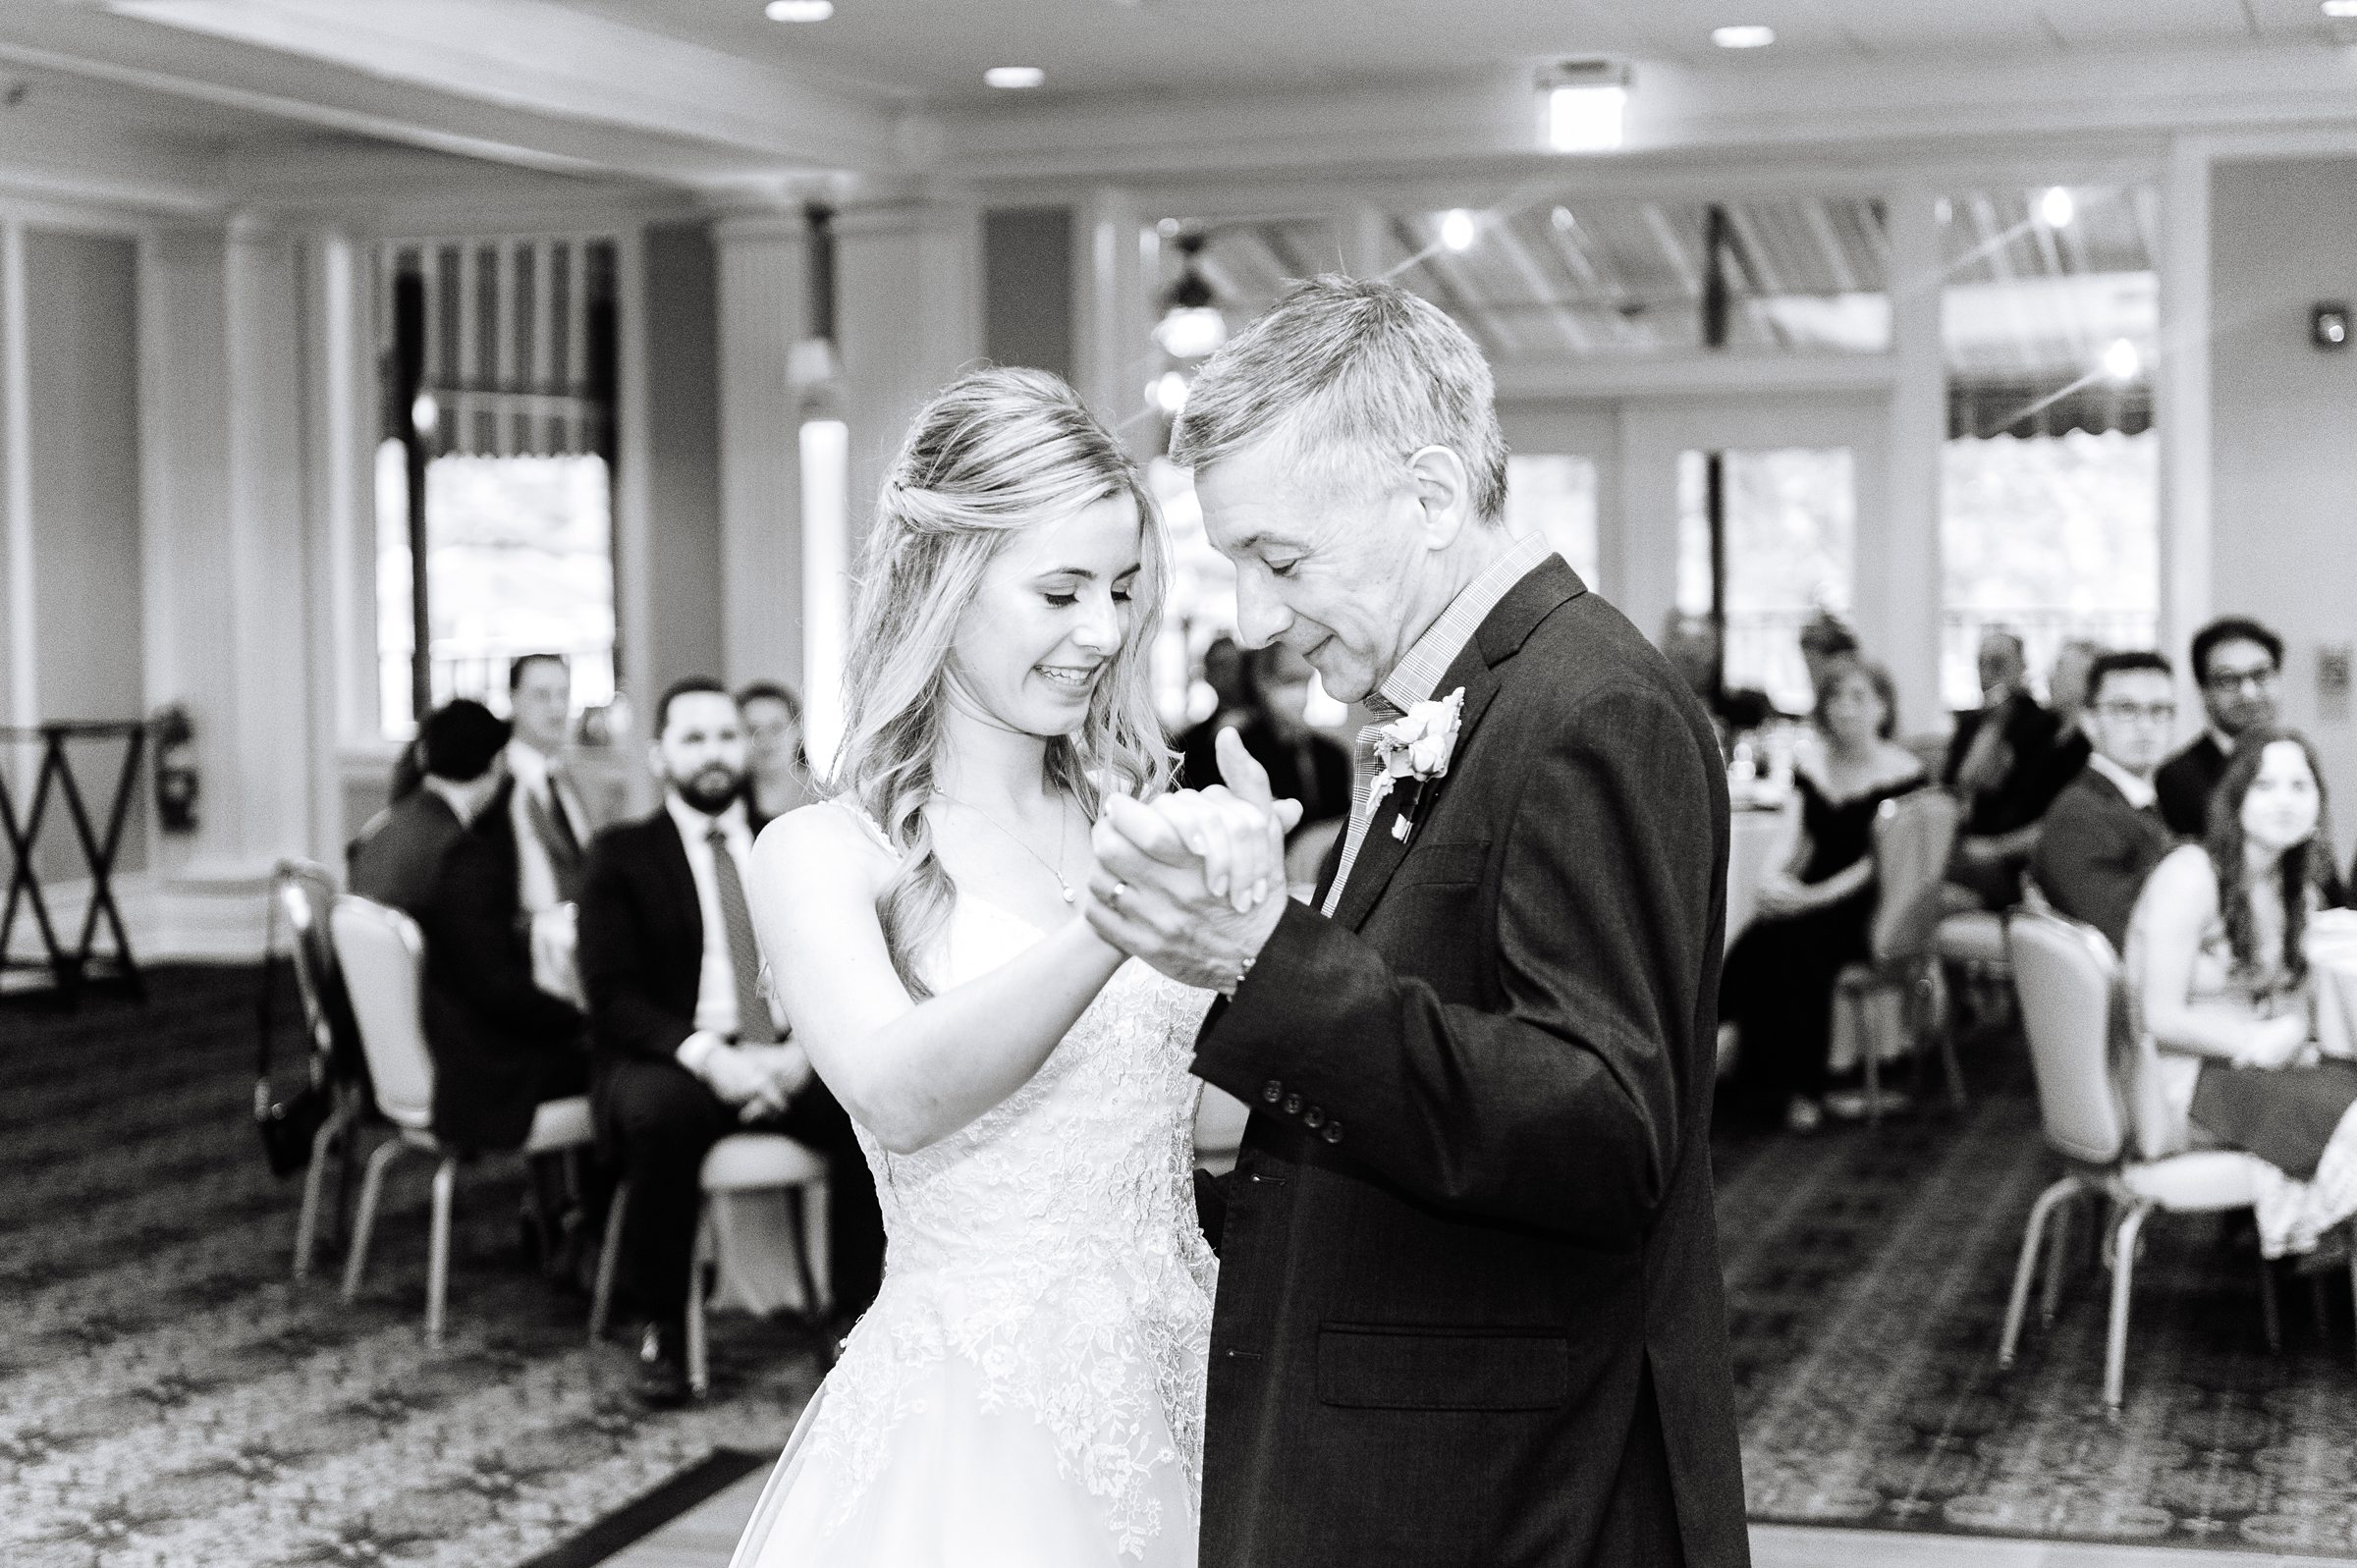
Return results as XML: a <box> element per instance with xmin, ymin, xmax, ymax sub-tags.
<box><xmin>1087</xmin><ymin>276</ymin><xmax>1747</xmax><ymax>1567</ymax></box>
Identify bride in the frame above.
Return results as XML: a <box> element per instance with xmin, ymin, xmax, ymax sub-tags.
<box><xmin>733</xmin><ymin>367</ymin><xmax>1287</xmax><ymax>1566</ymax></box>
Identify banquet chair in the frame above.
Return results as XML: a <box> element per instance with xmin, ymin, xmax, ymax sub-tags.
<box><xmin>1832</xmin><ymin>787</ymin><xmax>1967</xmax><ymax>1123</ymax></box>
<box><xmin>272</xmin><ymin>859</ymin><xmax>374</xmax><ymax>1281</ymax></box>
<box><xmin>1999</xmin><ymin>910</ymin><xmax>2278</xmax><ymax>1415</ymax></box>
<box><xmin>588</xmin><ymin>1132</ymin><xmax>833</xmax><ymax>1395</ymax></box>
<box><xmin>329</xmin><ymin>894</ymin><xmax>596</xmax><ymax>1346</ymax></box>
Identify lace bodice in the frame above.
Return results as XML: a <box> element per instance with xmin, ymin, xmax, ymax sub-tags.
<box><xmin>795</xmin><ymin>892</ymin><xmax>1218</xmax><ymax>1557</ymax></box>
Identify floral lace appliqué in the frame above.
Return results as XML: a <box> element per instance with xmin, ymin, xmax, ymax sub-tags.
<box><xmin>794</xmin><ymin>905</ymin><xmax>1217</xmax><ymax>1558</ymax></box>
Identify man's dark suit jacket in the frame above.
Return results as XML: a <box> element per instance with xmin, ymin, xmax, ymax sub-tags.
<box><xmin>2029</xmin><ymin>767</ymin><xmax>2176</xmax><ymax>953</ymax></box>
<box><xmin>2156</xmin><ymin>733</ymin><xmax>2228</xmax><ymax>839</ymax></box>
<box><xmin>347</xmin><ymin>790</ymin><xmax>584</xmax><ymax>1151</ymax></box>
<box><xmin>576</xmin><ymin>811</ymin><xmax>728</xmax><ymax>1062</ymax></box>
<box><xmin>1192</xmin><ymin>558</ymin><xmax>1747</xmax><ymax>1568</ymax></box>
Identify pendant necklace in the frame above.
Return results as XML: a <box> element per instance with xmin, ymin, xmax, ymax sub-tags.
<box><xmin>934</xmin><ymin>790</ymin><xmax>1077</xmax><ymax>903</ymax></box>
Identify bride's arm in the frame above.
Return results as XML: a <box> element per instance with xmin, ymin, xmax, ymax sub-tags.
<box><xmin>748</xmin><ymin>805</ymin><xmax>1126</xmax><ymax>1156</ymax></box>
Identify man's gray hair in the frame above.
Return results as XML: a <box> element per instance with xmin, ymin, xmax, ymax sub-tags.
<box><xmin>1170</xmin><ymin>275</ymin><xmax>1509</xmax><ymax>524</ymax></box>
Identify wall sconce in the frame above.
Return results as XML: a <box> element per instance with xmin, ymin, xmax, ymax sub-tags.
<box><xmin>2315</xmin><ymin>302</ymin><xmax>2350</xmax><ymax>351</ymax></box>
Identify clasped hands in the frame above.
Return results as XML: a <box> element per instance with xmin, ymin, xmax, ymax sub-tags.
<box><xmin>701</xmin><ymin>1040</ymin><xmax>813</xmax><ymax>1121</ymax></box>
<box><xmin>1084</xmin><ymin>729</ymin><xmax>1304</xmax><ymax>994</ymax></box>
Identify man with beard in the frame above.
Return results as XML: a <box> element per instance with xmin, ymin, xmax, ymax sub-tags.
<box><xmin>577</xmin><ymin>677</ymin><xmax>881</xmax><ymax>1404</ymax></box>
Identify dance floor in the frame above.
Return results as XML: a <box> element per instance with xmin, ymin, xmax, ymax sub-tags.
<box><xmin>1719</xmin><ymin>1031</ymin><xmax>2357</xmax><ymax>1555</ymax></box>
<box><xmin>0</xmin><ymin>967</ymin><xmax>825</xmax><ymax>1568</ymax></box>
<box><xmin>4</xmin><ymin>968</ymin><xmax>2356</xmax><ymax>1566</ymax></box>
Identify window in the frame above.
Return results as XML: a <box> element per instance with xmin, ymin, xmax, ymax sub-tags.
<box><xmin>1677</xmin><ymin>448</ymin><xmax>1855</xmax><ymax>714</ymax></box>
<box><xmin>1939</xmin><ymin>185</ymin><xmax>2160</xmax><ymax>708</ymax></box>
<box><xmin>1504</xmin><ymin>455</ymin><xmax>1599</xmax><ymax>582</ymax></box>
<box><xmin>373</xmin><ymin>237</ymin><xmax>620</xmax><ymax>739</ymax></box>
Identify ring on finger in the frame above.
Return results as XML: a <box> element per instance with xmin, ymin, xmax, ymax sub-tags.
<box><xmin>1107</xmin><ymin>880</ymin><xmax>1128</xmax><ymax>910</ymax></box>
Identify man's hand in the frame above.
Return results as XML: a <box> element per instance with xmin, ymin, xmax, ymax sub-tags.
<box><xmin>1084</xmin><ymin>732</ymin><xmax>1298</xmax><ymax>991</ymax></box>
<box><xmin>740</xmin><ymin>1043</ymin><xmax>814</xmax><ymax>1118</ymax></box>
<box><xmin>699</xmin><ymin>1043</ymin><xmax>774</xmax><ymax>1108</ymax></box>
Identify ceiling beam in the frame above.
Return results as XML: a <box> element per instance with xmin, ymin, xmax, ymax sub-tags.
<box><xmin>1802</xmin><ymin>199</ymin><xmax>1863</xmax><ymax>294</ymax></box>
<box><xmin>0</xmin><ymin>1</ymin><xmax>896</xmax><ymax>189</ymax></box>
<box><xmin>1488</xmin><ymin>217</ymin><xmax>1590</xmax><ymax>353</ymax></box>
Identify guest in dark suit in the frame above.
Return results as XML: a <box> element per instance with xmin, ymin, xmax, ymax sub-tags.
<box><xmin>2157</xmin><ymin>617</ymin><xmax>2283</xmax><ymax>839</ymax></box>
<box><xmin>348</xmin><ymin>700</ymin><xmax>587</xmax><ymax>1152</ymax></box>
<box><xmin>1944</xmin><ymin>628</ymin><xmax>2069</xmax><ymax>906</ymax></box>
<box><xmin>2031</xmin><ymin>651</ymin><xmax>2180</xmax><ymax>953</ymax></box>
<box><xmin>1180</xmin><ymin>641</ymin><xmax>1350</xmax><ymax>843</ymax></box>
<box><xmin>577</xmin><ymin>677</ymin><xmax>882</xmax><ymax>1405</ymax></box>
<box><xmin>1091</xmin><ymin>276</ymin><xmax>1747</xmax><ymax>1568</ymax></box>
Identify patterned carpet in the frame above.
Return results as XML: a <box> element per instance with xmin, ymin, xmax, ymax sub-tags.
<box><xmin>0</xmin><ymin>967</ymin><xmax>820</xmax><ymax>1568</ymax></box>
<box><xmin>7</xmin><ymin>969</ymin><xmax>2356</xmax><ymax>1565</ymax></box>
<box><xmin>1719</xmin><ymin>1032</ymin><xmax>2357</xmax><ymax>1555</ymax></box>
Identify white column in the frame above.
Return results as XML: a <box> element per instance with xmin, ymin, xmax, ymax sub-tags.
<box><xmin>1874</xmin><ymin>183</ymin><xmax>1946</xmax><ymax>730</ymax></box>
<box><xmin>713</xmin><ymin>208</ymin><xmax>808</xmax><ymax>692</ymax></box>
<box><xmin>1078</xmin><ymin>187</ymin><xmax>1147</xmax><ymax>443</ymax></box>
<box><xmin>2157</xmin><ymin>135</ymin><xmax>2213</xmax><ymax>712</ymax></box>
<box><xmin>222</xmin><ymin>212</ymin><xmax>318</xmax><ymax>863</ymax></box>
<box><xmin>137</xmin><ymin>216</ymin><xmax>318</xmax><ymax>880</ymax></box>
<box><xmin>301</xmin><ymin>227</ymin><xmax>373</xmax><ymax>855</ymax></box>
<box><xmin>828</xmin><ymin>195</ymin><xmax>985</xmax><ymax>764</ymax></box>
<box><xmin>2</xmin><ymin>216</ymin><xmax>31</xmax><ymax>732</ymax></box>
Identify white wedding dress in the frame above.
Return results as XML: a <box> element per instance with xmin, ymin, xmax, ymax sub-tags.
<box><xmin>731</xmin><ymin>886</ymin><xmax>1219</xmax><ymax>1567</ymax></box>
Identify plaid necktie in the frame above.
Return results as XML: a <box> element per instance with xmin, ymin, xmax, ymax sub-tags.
<box><xmin>707</xmin><ymin>825</ymin><xmax>777</xmax><ymax>1043</ymax></box>
<box><xmin>1321</xmin><ymin>694</ymin><xmax>1400</xmax><ymax>918</ymax></box>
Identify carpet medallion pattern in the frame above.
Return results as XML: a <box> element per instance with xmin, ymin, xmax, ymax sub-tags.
<box><xmin>1</xmin><ymin>969</ymin><xmax>818</xmax><ymax>1568</ymax></box>
<box><xmin>7</xmin><ymin>971</ymin><xmax>2357</xmax><ymax>1564</ymax></box>
<box><xmin>1718</xmin><ymin>1042</ymin><xmax>2357</xmax><ymax>1555</ymax></box>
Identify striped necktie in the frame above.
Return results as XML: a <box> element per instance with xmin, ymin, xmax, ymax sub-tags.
<box><xmin>707</xmin><ymin>825</ymin><xmax>778</xmax><ymax>1043</ymax></box>
<box><xmin>1321</xmin><ymin>695</ymin><xmax>1400</xmax><ymax>918</ymax></box>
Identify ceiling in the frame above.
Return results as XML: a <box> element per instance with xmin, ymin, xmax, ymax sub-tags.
<box><xmin>1178</xmin><ymin>184</ymin><xmax>2159</xmax><ymax>379</ymax></box>
<box><xmin>555</xmin><ymin>0</ymin><xmax>2348</xmax><ymax>104</ymax></box>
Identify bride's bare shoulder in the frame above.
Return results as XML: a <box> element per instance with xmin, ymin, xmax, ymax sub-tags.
<box><xmin>753</xmin><ymin>797</ymin><xmax>898</xmax><ymax>900</ymax></box>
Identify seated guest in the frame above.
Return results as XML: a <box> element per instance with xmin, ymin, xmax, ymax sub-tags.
<box><xmin>2157</xmin><ymin>617</ymin><xmax>2281</xmax><ymax>839</ymax></box>
<box><xmin>2125</xmin><ymin>730</ymin><xmax>2357</xmax><ymax>1266</ymax></box>
<box><xmin>348</xmin><ymin>699</ymin><xmax>587</xmax><ymax>1152</ymax></box>
<box><xmin>2030</xmin><ymin>650</ymin><xmax>2179</xmax><ymax>953</ymax></box>
<box><xmin>1944</xmin><ymin>628</ymin><xmax>2068</xmax><ymax>906</ymax></box>
<box><xmin>485</xmin><ymin>653</ymin><xmax>596</xmax><ymax>917</ymax></box>
<box><xmin>578</xmin><ymin>678</ymin><xmax>883</xmax><ymax>1405</ymax></box>
<box><xmin>739</xmin><ymin>680</ymin><xmax>814</xmax><ymax>831</ymax></box>
<box><xmin>1795</xmin><ymin>609</ymin><xmax>1861</xmax><ymax>700</ymax></box>
<box><xmin>1199</xmin><ymin>642</ymin><xmax>1350</xmax><ymax>841</ymax></box>
<box><xmin>1722</xmin><ymin>656</ymin><xmax>1928</xmax><ymax>1131</ymax></box>
<box><xmin>1175</xmin><ymin>635</ymin><xmax>1250</xmax><ymax>790</ymax></box>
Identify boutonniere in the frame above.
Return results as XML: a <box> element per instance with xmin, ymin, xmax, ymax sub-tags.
<box><xmin>1371</xmin><ymin>687</ymin><xmax>1465</xmax><ymax>842</ymax></box>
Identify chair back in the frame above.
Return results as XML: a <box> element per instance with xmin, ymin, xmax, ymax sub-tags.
<box><xmin>2008</xmin><ymin>909</ymin><xmax>2126</xmax><ymax>1165</ymax></box>
<box><xmin>1868</xmin><ymin>788</ymin><xmax>1962</xmax><ymax>964</ymax></box>
<box><xmin>329</xmin><ymin>895</ymin><xmax>435</xmax><ymax>1133</ymax></box>
<box><xmin>273</xmin><ymin>859</ymin><xmax>368</xmax><ymax>1088</ymax></box>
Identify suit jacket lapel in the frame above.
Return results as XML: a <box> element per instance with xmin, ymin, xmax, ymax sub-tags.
<box><xmin>653</xmin><ymin>813</ymin><xmax>703</xmax><ymax>962</ymax></box>
<box><xmin>1329</xmin><ymin>557</ymin><xmax>1587</xmax><ymax>934</ymax></box>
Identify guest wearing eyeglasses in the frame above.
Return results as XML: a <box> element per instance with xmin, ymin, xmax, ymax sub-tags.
<box><xmin>2030</xmin><ymin>651</ymin><xmax>2179</xmax><ymax>953</ymax></box>
<box><xmin>2157</xmin><ymin>618</ymin><xmax>2282</xmax><ymax>840</ymax></box>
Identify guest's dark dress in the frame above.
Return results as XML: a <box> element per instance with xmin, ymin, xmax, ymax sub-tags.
<box><xmin>1723</xmin><ymin>766</ymin><xmax>1926</xmax><ymax>1109</ymax></box>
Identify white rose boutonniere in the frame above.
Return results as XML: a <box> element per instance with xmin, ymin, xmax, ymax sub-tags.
<box><xmin>1371</xmin><ymin>686</ymin><xmax>1465</xmax><ymax>841</ymax></box>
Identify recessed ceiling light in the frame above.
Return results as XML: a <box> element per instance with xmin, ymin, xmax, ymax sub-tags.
<box><xmin>1712</xmin><ymin>25</ymin><xmax>1776</xmax><ymax>48</ymax></box>
<box><xmin>2038</xmin><ymin>186</ymin><xmax>2075</xmax><ymax>229</ymax></box>
<box><xmin>1440</xmin><ymin>209</ymin><xmax>1477</xmax><ymax>251</ymax></box>
<box><xmin>985</xmin><ymin>66</ymin><xmax>1045</xmax><ymax>89</ymax></box>
<box><xmin>764</xmin><ymin>0</ymin><xmax>833</xmax><ymax>20</ymax></box>
<box><xmin>2324</xmin><ymin>0</ymin><xmax>2357</xmax><ymax>18</ymax></box>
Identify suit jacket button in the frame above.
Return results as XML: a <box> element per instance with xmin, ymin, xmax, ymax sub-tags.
<box><xmin>1323</xmin><ymin>1121</ymin><xmax>1343</xmax><ymax>1144</ymax></box>
<box><xmin>1260</xmin><ymin>1080</ymin><xmax>1284</xmax><ymax>1104</ymax></box>
<box><xmin>1303</xmin><ymin>1107</ymin><xmax>1324</xmax><ymax>1129</ymax></box>
<box><xmin>1283</xmin><ymin>1094</ymin><xmax>1303</xmax><ymax>1115</ymax></box>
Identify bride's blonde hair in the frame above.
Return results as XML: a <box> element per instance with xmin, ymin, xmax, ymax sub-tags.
<box><xmin>829</xmin><ymin>366</ymin><xmax>1171</xmax><ymax>996</ymax></box>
